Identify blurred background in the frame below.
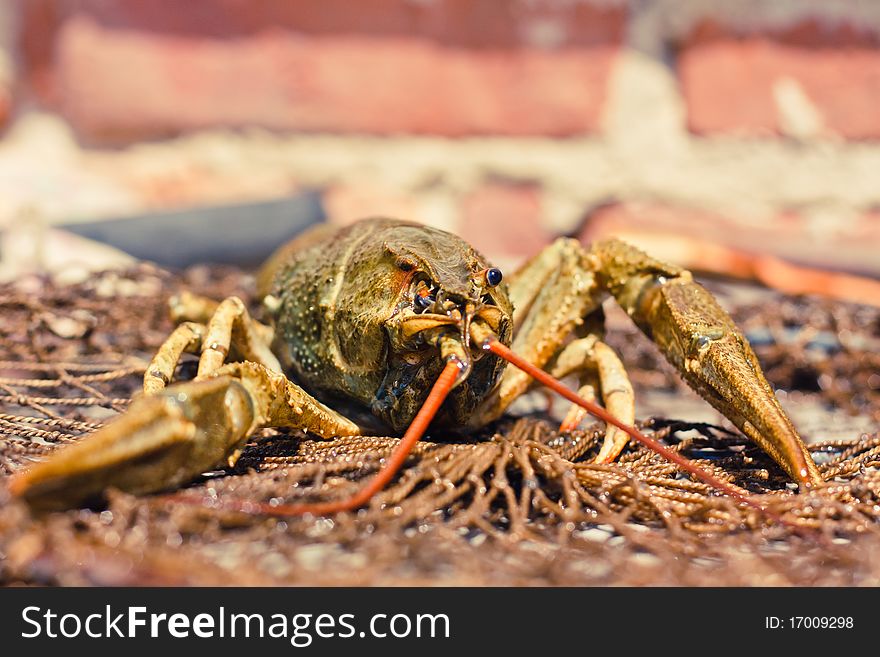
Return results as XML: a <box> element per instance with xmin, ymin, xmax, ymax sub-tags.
<box><xmin>0</xmin><ymin>0</ymin><xmax>878</xmax><ymax>288</ymax></box>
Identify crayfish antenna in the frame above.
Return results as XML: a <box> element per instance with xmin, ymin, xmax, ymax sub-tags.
<box><xmin>169</xmin><ymin>359</ymin><xmax>463</xmax><ymax>517</ymax></box>
<box><xmin>478</xmin><ymin>333</ymin><xmax>805</xmax><ymax>529</ymax></box>
<box><xmin>157</xmin><ymin>332</ymin><xmax>801</xmax><ymax>531</ymax></box>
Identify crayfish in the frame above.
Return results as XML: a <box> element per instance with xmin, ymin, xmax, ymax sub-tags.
<box><xmin>10</xmin><ymin>218</ymin><xmax>821</xmax><ymax>513</ymax></box>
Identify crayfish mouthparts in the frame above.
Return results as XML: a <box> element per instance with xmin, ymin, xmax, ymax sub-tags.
<box><xmin>397</xmin><ymin>311</ymin><xmax>458</xmax><ymax>341</ymax></box>
<box><xmin>426</xmin><ymin>332</ymin><xmax>472</xmax><ymax>387</ymax></box>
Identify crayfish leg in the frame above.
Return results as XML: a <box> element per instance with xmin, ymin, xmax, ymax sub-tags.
<box><xmin>551</xmin><ymin>336</ymin><xmax>635</xmax><ymax>463</ymax></box>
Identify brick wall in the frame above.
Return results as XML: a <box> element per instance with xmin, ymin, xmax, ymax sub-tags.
<box><xmin>1</xmin><ymin>0</ymin><xmax>879</xmax><ymax>275</ymax></box>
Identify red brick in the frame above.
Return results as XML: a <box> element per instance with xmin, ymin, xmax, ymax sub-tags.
<box><xmin>18</xmin><ymin>0</ymin><xmax>62</xmax><ymax>102</ymax></box>
<box><xmin>20</xmin><ymin>0</ymin><xmax>625</xmax><ymax>141</ymax></box>
<box><xmin>21</xmin><ymin>0</ymin><xmax>624</xmax><ymax>47</ymax></box>
<box><xmin>461</xmin><ymin>182</ymin><xmax>550</xmax><ymax>265</ymax></box>
<box><xmin>0</xmin><ymin>83</ymin><xmax>10</xmax><ymax>129</ymax></box>
<box><xmin>678</xmin><ymin>19</ymin><xmax>880</xmax><ymax>140</ymax></box>
<box><xmin>581</xmin><ymin>202</ymin><xmax>803</xmax><ymax>252</ymax></box>
<box><xmin>580</xmin><ymin>202</ymin><xmax>880</xmax><ymax>277</ymax></box>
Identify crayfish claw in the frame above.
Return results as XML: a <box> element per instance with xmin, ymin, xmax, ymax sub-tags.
<box><xmin>9</xmin><ymin>376</ymin><xmax>256</xmax><ymax>511</ymax></box>
<box><xmin>594</xmin><ymin>237</ymin><xmax>822</xmax><ymax>487</ymax></box>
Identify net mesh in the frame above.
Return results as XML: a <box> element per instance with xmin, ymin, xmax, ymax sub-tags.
<box><xmin>1</xmin><ymin>264</ymin><xmax>879</xmax><ymax>586</ymax></box>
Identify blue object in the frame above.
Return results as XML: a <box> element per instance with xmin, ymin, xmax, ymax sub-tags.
<box><xmin>61</xmin><ymin>191</ymin><xmax>325</xmax><ymax>268</ymax></box>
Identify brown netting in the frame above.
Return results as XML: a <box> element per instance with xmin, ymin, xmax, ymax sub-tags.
<box><xmin>1</xmin><ymin>264</ymin><xmax>879</xmax><ymax>586</ymax></box>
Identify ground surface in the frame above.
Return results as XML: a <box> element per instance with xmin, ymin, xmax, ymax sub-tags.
<box><xmin>1</xmin><ymin>264</ymin><xmax>879</xmax><ymax>586</ymax></box>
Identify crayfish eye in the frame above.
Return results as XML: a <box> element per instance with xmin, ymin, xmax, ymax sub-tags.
<box><xmin>472</xmin><ymin>267</ymin><xmax>503</xmax><ymax>290</ymax></box>
<box><xmin>486</xmin><ymin>268</ymin><xmax>503</xmax><ymax>287</ymax></box>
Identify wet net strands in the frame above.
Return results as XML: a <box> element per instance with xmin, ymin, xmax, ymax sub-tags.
<box><xmin>1</xmin><ymin>265</ymin><xmax>879</xmax><ymax>586</ymax></box>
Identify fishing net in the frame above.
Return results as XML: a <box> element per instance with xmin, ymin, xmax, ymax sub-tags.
<box><xmin>1</xmin><ymin>264</ymin><xmax>879</xmax><ymax>586</ymax></box>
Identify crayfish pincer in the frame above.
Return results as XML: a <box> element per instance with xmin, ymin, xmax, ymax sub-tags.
<box><xmin>10</xmin><ymin>218</ymin><xmax>821</xmax><ymax>513</ymax></box>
